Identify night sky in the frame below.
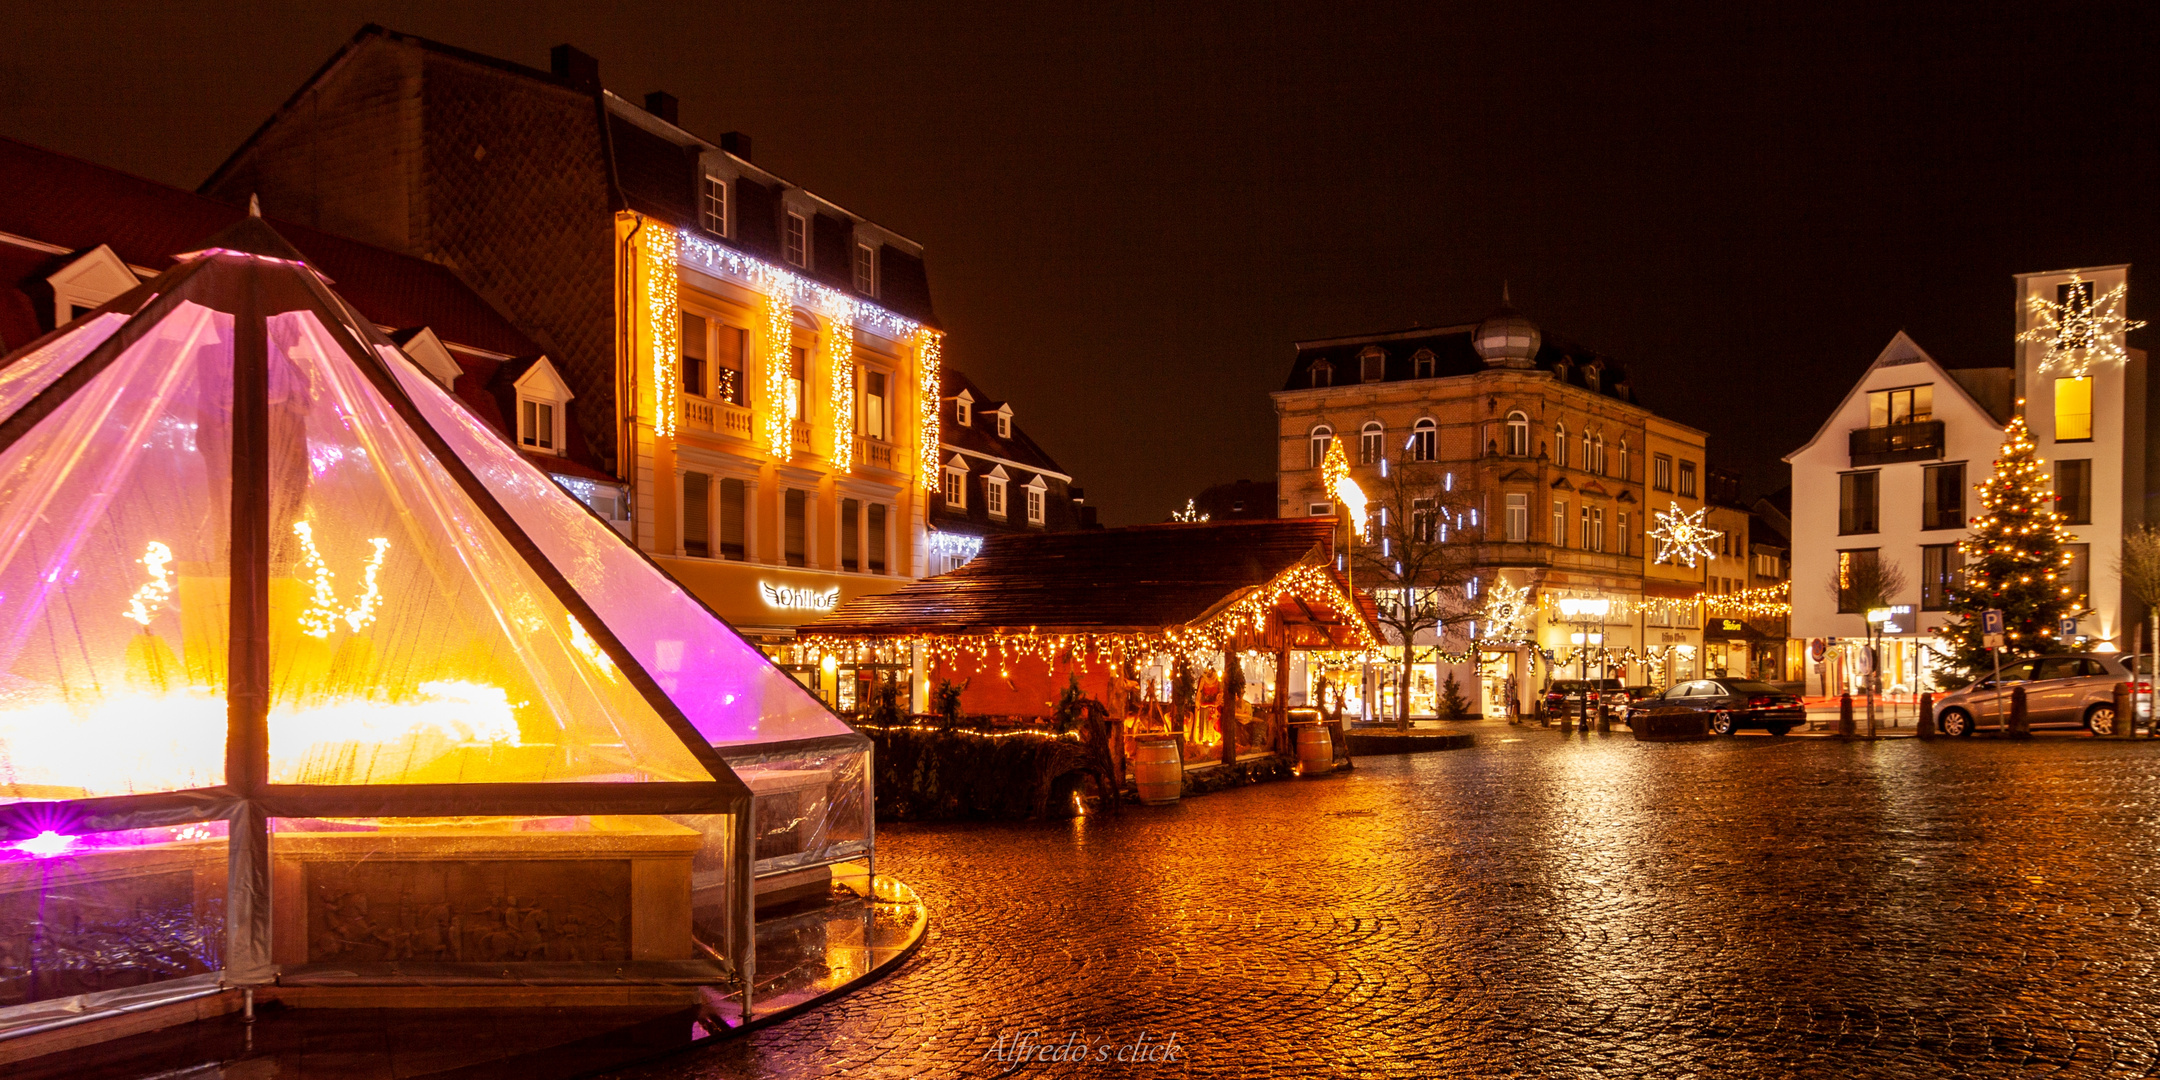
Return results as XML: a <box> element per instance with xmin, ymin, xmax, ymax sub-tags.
<box><xmin>4</xmin><ymin>3</ymin><xmax>2154</xmax><ymax>524</ymax></box>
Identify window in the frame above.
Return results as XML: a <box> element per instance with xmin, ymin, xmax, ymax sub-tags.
<box><xmin>1505</xmin><ymin>412</ymin><xmax>1529</xmax><ymax>456</ymax></box>
<box><xmin>986</xmin><ymin>476</ymin><xmax>1007</xmax><ymax>518</ymax></box>
<box><xmin>784</xmin><ymin>211</ymin><xmax>809</xmax><ymax>268</ymax></box>
<box><xmin>841</xmin><ymin>497</ymin><xmax>861</xmax><ymax>571</ymax></box>
<box><xmin>1839</xmin><ymin>471</ymin><xmax>1879</xmax><ymax>534</ymax></box>
<box><xmin>1552</xmin><ymin>500</ymin><xmax>1567</xmax><ymax>547</ymax></box>
<box><xmin>1410</xmin><ymin>419</ymin><xmax>1437</xmax><ymax>462</ymax></box>
<box><xmin>2064</xmin><ymin>543</ymin><xmax>2091</xmax><ymax>611</ymax></box>
<box><xmin>1413</xmin><ymin>349</ymin><xmax>1436</xmax><ymax>379</ymax></box>
<box><xmin>1921</xmin><ymin>543</ymin><xmax>1962</xmax><ymax>610</ymax></box>
<box><xmin>1360</xmin><ymin>347</ymin><xmax>1385</xmax><ymax>383</ymax></box>
<box><xmin>996</xmin><ymin>409</ymin><xmax>1012</xmax><ymax>439</ymax></box>
<box><xmin>1506</xmin><ymin>493</ymin><xmax>1528</xmax><ymax>541</ymax></box>
<box><xmin>1677</xmin><ymin>460</ymin><xmax>1697</xmax><ymax>498</ymax></box>
<box><xmin>2056</xmin><ymin>459</ymin><xmax>2092</xmax><ymax>524</ymax></box>
<box><xmin>1591</xmin><ymin>507</ymin><xmax>1606</xmax><ymax>552</ymax></box>
<box><xmin>682</xmin><ymin>471</ymin><xmax>710</xmax><ymax>557</ymax></box>
<box><xmin>1309</xmin><ymin>503</ymin><xmax>1332</xmax><ymax>516</ymax></box>
<box><xmin>1581</xmin><ymin>429</ymin><xmax>1592</xmax><ymax>472</ymax></box>
<box><xmin>867</xmin><ymin>503</ymin><xmax>888</xmax><ymax>573</ymax></box>
<box><xmin>1653</xmin><ymin>454</ymin><xmax>1673</xmax><ymax>492</ymax></box>
<box><xmin>1359</xmin><ymin>422</ymin><xmax>1384</xmax><ymax>465</ymax></box>
<box><xmin>789</xmin><ymin>345</ymin><xmax>808</xmax><ymax>424</ymax></box>
<box><xmin>1026</xmin><ymin>483</ymin><xmax>1046</xmax><ymax>525</ymax></box>
<box><xmin>2056</xmin><ymin>377</ymin><xmax>2093</xmax><ymax>441</ymax></box>
<box><xmin>1555</xmin><ymin>423</ymin><xmax>1568</xmax><ymax>467</ymax></box>
<box><xmin>719</xmin><ymin>477</ymin><xmax>746</xmax><ymax>560</ymax></box>
<box><xmin>519</xmin><ymin>399</ymin><xmax>555</xmax><ymax>452</ymax></box>
<box><xmin>1616</xmin><ymin>511</ymin><xmax>1630</xmax><ymax>556</ymax></box>
<box><xmin>1835</xmin><ymin>549</ymin><xmax>1879</xmax><ymax>613</ymax></box>
<box><xmin>854</xmin><ymin>241</ymin><xmax>877</xmax><ymax>295</ymax></box>
<box><xmin>860</xmin><ymin>370</ymin><xmax>889</xmax><ymax>440</ymax></box>
<box><xmin>1413</xmin><ymin>498</ymin><xmax>1438</xmax><ymax>542</ymax></box>
<box><xmin>1310</xmin><ymin>426</ymin><xmax>1333</xmax><ymax>468</ymax></box>
<box><xmin>714</xmin><ymin>322</ymin><xmax>746</xmax><ymax>405</ymax></box>
<box><xmin>1580</xmin><ymin>507</ymin><xmax>1593</xmax><ymax>550</ymax></box>
<box><xmin>1867</xmin><ymin>384</ymin><xmax>1933</xmax><ymax>427</ymax></box>
<box><xmin>700</xmin><ymin>173</ymin><xmax>728</xmax><ymax>236</ymax></box>
<box><xmin>784</xmin><ymin>489</ymin><xmax>807</xmax><ymax>567</ymax></box>
<box><xmin>680</xmin><ymin>312</ymin><xmax>708</xmax><ymax>398</ymax></box>
<box><xmin>955</xmin><ymin>394</ymin><xmax>972</xmax><ymax>427</ymax></box>
<box><xmin>942</xmin><ymin>464</ymin><xmax>967</xmax><ymax>508</ymax></box>
<box><xmin>1922</xmin><ymin>462</ymin><xmax>1965</xmax><ymax>530</ymax></box>
<box><xmin>1618</xmin><ymin>438</ymin><xmax>1630</xmax><ymax>481</ymax></box>
<box><xmin>1593</xmin><ymin>435</ymin><xmax>1606</xmax><ymax>475</ymax></box>
<box><xmin>1310</xmin><ymin>361</ymin><xmax>1332</xmax><ymax>388</ymax></box>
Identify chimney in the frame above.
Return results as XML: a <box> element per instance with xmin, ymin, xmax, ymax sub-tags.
<box><xmin>720</xmin><ymin>131</ymin><xmax>752</xmax><ymax>162</ymax></box>
<box><xmin>644</xmin><ymin>91</ymin><xmax>679</xmax><ymax>125</ymax></box>
<box><xmin>550</xmin><ymin>45</ymin><xmax>600</xmax><ymax>90</ymax></box>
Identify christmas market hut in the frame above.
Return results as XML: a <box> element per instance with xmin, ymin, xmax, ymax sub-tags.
<box><xmin>0</xmin><ymin>213</ymin><xmax>872</xmax><ymax>1050</ymax></box>
<box><xmin>799</xmin><ymin>519</ymin><xmax>1382</xmax><ymax>776</ymax></box>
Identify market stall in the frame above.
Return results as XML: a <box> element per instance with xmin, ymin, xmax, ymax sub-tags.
<box><xmin>0</xmin><ymin>216</ymin><xmax>865</xmax><ymax>1048</ymax></box>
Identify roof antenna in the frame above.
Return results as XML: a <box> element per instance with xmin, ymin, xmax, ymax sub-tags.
<box><xmin>248</xmin><ymin>194</ymin><xmax>262</xmax><ymax>218</ymax></box>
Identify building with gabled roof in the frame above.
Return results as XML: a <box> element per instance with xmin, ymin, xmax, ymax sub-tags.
<box><xmin>927</xmin><ymin>368</ymin><xmax>1090</xmax><ymax>572</ymax></box>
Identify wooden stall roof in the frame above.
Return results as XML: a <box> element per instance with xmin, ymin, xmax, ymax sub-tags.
<box><xmin>803</xmin><ymin>518</ymin><xmax>1372</xmax><ymax>637</ymax></box>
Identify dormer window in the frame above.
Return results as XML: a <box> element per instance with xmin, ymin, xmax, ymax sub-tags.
<box><xmin>1413</xmin><ymin>349</ymin><xmax>1436</xmax><ymax>379</ymax></box>
<box><xmin>46</xmin><ymin>244</ymin><xmax>139</xmax><ymax>325</ymax></box>
<box><xmin>994</xmin><ymin>405</ymin><xmax>1012</xmax><ymax>439</ymax></box>
<box><xmin>700</xmin><ymin>173</ymin><xmax>728</xmax><ymax>237</ymax></box>
<box><xmin>854</xmin><ymin>241</ymin><xmax>877</xmax><ymax>295</ymax></box>
<box><xmin>1310</xmin><ymin>361</ymin><xmax>1332</xmax><ymax>388</ymax></box>
<box><xmin>512</xmin><ymin>357</ymin><xmax>574</xmax><ymax>457</ymax></box>
<box><xmin>1025</xmin><ymin>476</ymin><xmax>1048</xmax><ymax>525</ymax></box>
<box><xmin>954</xmin><ymin>390</ymin><xmax>973</xmax><ymax>427</ymax></box>
<box><xmin>984</xmin><ymin>465</ymin><xmax>1010</xmax><ymax>519</ymax></box>
<box><xmin>1359</xmin><ymin>347</ymin><xmax>1385</xmax><ymax>383</ymax></box>
<box><xmin>784</xmin><ymin>211</ymin><xmax>809</xmax><ymax>268</ymax></box>
<box><xmin>941</xmin><ymin>454</ymin><xmax>969</xmax><ymax>509</ymax></box>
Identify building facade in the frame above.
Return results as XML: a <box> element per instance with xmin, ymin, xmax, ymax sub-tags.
<box><xmin>1271</xmin><ymin>300</ymin><xmax>1712</xmax><ymax>719</ymax></box>
<box><xmin>203</xmin><ymin>28</ymin><xmax>947</xmax><ymax>690</ymax></box>
<box><xmin>927</xmin><ymin>368</ymin><xmax>1088</xmax><ymax>574</ymax></box>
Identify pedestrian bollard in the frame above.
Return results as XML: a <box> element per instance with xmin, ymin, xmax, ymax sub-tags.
<box><xmin>2114</xmin><ymin>682</ymin><xmax>2136</xmax><ymax>740</ymax></box>
<box><xmin>1596</xmin><ymin>701</ymin><xmax>1611</xmax><ymax>733</ymax></box>
<box><xmin>2009</xmin><ymin>686</ymin><xmax>2030</xmax><ymax>738</ymax></box>
<box><xmin>1838</xmin><ymin>693</ymin><xmax>1855</xmax><ymax>739</ymax></box>
<box><xmin>1917</xmin><ymin>692</ymin><xmax>1936</xmax><ymax>739</ymax></box>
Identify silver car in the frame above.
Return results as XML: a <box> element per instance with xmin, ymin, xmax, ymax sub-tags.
<box><xmin>1932</xmin><ymin>653</ymin><xmax>2150</xmax><ymax>736</ymax></box>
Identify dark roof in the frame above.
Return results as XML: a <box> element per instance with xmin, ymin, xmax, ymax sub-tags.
<box><xmin>802</xmin><ymin>519</ymin><xmax>1355</xmax><ymax>636</ymax></box>
<box><xmin>942</xmin><ymin>367</ymin><xmax>1068</xmax><ymax>476</ymax></box>
<box><xmin>0</xmin><ymin>136</ymin><xmax>543</xmax><ymax>359</ymax></box>
<box><xmin>1284</xmin><ymin>322</ymin><xmax>1641</xmax><ymax>405</ymax></box>
<box><xmin>1188</xmin><ymin>480</ymin><xmax>1278</xmax><ymax>521</ymax></box>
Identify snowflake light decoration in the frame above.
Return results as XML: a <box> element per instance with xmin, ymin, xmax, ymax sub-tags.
<box><xmin>1649</xmin><ymin>501</ymin><xmax>1720</xmax><ymax>568</ymax></box>
<box><xmin>2018</xmin><ymin>272</ymin><xmax>2145</xmax><ymax>378</ymax></box>
<box><xmin>1479</xmin><ymin>577</ymin><xmax>1529</xmax><ymax>640</ymax></box>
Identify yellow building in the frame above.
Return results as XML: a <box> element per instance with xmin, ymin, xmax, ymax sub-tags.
<box><xmin>1642</xmin><ymin>415</ymin><xmax>1711</xmax><ymax>681</ymax></box>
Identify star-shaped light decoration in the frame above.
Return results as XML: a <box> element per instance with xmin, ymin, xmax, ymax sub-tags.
<box><xmin>1321</xmin><ymin>436</ymin><xmax>1370</xmax><ymax>540</ymax></box>
<box><xmin>2018</xmin><ymin>272</ymin><xmax>2145</xmax><ymax>378</ymax></box>
<box><xmin>1649</xmin><ymin>501</ymin><xmax>1720</xmax><ymax>568</ymax></box>
<box><xmin>1479</xmin><ymin>577</ymin><xmax>1529</xmax><ymax>640</ymax></box>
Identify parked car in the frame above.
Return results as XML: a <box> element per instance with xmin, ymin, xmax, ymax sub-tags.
<box><xmin>1542</xmin><ymin>679</ymin><xmax>1623</xmax><ymax>721</ymax></box>
<box><xmin>1611</xmin><ymin>686</ymin><xmax>1661</xmax><ymax>723</ymax></box>
<box><xmin>1638</xmin><ymin>678</ymin><xmax>1805</xmax><ymax>735</ymax></box>
<box><xmin>1932</xmin><ymin>653</ymin><xmax>2149</xmax><ymax>736</ymax></box>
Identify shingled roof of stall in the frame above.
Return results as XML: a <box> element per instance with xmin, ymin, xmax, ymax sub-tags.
<box><xmin>801</xmin><ymin>518</ymin><xmax>1378</xmax><ymax>638</ymax></box>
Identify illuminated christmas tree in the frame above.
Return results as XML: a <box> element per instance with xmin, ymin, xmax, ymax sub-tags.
<box><xmin>1939</xmin><ymin>411</ymin><xmax>2077</xmax><ymax>678</ymax></box>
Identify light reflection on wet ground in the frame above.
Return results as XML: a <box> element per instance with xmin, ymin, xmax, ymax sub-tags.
<box><xmin>615</xmin><ymin>725</ymin><xmax>2160</xmax><ymax>1078</ymax></box>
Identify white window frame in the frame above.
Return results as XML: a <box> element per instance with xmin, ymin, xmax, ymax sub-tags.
<box><xmin>512</xmin><ymin>357</ymin><xmax>574</xmax><ymax>457</ymax></box>
<box><xmin>1310</xmin><ymin>361</ymin><xmax>1332</xmax><ymax>388</ymax></box>
<box><xmin>1553</xmin><ymin>500</ymin><xmax>1567</xmax><ymax>547</ymax></box>
<box><xmin>858</xmin><ymin>366</ymin><xmax>891</xmax><ymax>441</ymax></box>
<box><xmin>1410</xmin><ymin>418</ymin><xmax>1437</xmax><ymax>462</ymax></box>
<box><xmin>1309</xmin><ymin>502</ymin><xmax>1332</xmax><ymax>516</ymax></box>
<box><xmin>1505</xmin><ymin>493</ymin><xmax>1528</xmax><ymax>541</ymax></box>
<box><xmin>46</xmin><ymin>244</ymin><xmax>139</xmax><ymax>325</ymax></box>
<box><xmin>1554</xmin><ymin>422</ymin><xmax>1567</xmax><ymax>467</ymax></box>
<box><xmin>1359</xmin><ymin>421</ymin><xmax>1384</xmax><ymax>465</ymax></box>
<box><xmin>784</xmin><ymin>210</ymin><xmax>810</xmax><ymax>268</ymax></box>
<box><xmin>954</xmin><ymin>390</ymin><xmax>973</xmax><ymax>428</ymax></box>
<box><xmin>942</xmin><ymin>453</ymin><xmax>969</xmax><ymax>509</ymax></box>
<box><xmin>854</xmin><ymin>241</ymin><xmax>878</xmax><ymax>295</ymax></box>
<box><xmin>994</xmin><ymin>405</ymin><xmax>1013</xmax><ymax>439</ymax></box>
<box><xmin>984</xmin><ymin>465</ymin><xmax>1010</xmax><ymax>519</ymax></box>
<box><xmin>1025</xmin><ymin>477</ymin><xmax>1047</xmax><ymax>525</ymax></box>
<box><xmin>1310</xmin><ymin>425</ymin><xmax>1333</xmax><ymax>468</ymax></box>
<box><xmin>1505</xmin><ymin>411</ymin><xmax>1529</xmax><ymax>457</ymax></box>
<box><xmin>700</xmin><ymin>173</ymin><xmax>729</xmax><ymax>237</ymax></box>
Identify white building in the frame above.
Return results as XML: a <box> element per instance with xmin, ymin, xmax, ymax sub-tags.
<box><xmin>1786</xmin><ymin>266</ymin><xmax>2148</xmax><ymax>694</ymax></box>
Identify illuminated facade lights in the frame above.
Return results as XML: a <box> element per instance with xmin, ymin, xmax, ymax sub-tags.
<box><xmin>2019</xmin><ymin>272</ymin><xmax>2145</xmax><ymax>378</ymax></box>
<box><xmin>641</xmin><ymin>226</ymin><xmax>682</xmax><ymax>438</ymax></box>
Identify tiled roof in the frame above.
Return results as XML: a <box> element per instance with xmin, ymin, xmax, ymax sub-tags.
<box><xmin>801</xmin><ymin>519</ymin><xmax>1351</xmax><ymax>636</ymax></box>
<box><xmin>941</xmin><ymin>367</ymin><xmax>1068</xmax><ymax>476</ymax></box>
<box><xmin>1284</xmin><ymin>322</ymin><xmax>1642</xmax><ymax>405</ymax></box>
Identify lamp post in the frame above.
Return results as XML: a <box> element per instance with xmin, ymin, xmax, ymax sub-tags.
<box><xmin>1558</xmin><ymin>596</ymin><xmax>1612</xmax><ymax>730</ymax></box>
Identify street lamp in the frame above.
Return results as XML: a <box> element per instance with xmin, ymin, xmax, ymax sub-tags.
<box><xmin>1556</xmin><ymin>597</ymin><xmax>1612</xmax><ymax>730</ymax></box>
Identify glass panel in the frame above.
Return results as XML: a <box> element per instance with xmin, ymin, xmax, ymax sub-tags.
<box><xmin>0</xmin><ymin>821</ymin><xmax>227</xmax><ymax>1012</ymax></box>
<box><xmin>725</xmin><ymin>743</ymin><xmax>869</xmax><ymax>876</ymax></box>
<box><xmin>264</xmin><ymin>311</ymin><xmax>707</xmax><ymax>784</ymax></box>
<box><xmin>371</xmin><ymin>333</ymin><xmax>851</xmax><ymax>747</ymax></box>
<box><xmin>2056</xmin><ymin>377</ymin><xmax>2093</xmax><ymax>440</ymax></box>
<box><xmin>0</xmin><ymin>302</ymin><xmax>232</xmax><ymax>797</ymax></box>
<box><xmin>0</xmin><ymin>312</ymin><xmax>128</xmax><ymax>424</ymax></box>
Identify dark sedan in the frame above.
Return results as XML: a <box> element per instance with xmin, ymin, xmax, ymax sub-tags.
<box><xmin>1643</xmin><ymin>678</ymin><xmax>1805</xmax><ymax>736</ymax></box>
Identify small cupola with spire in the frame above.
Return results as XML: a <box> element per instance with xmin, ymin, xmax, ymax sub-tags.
<box><xmin>1472</xmin><ymin>284</ymin><xmax>1542</xmax><ymax>370</ymax></box>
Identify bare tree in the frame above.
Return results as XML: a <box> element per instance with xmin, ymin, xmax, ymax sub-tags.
<box><xmin>1824</xmin><ymin>552</ymin><xmax>1908</xmax><ymax>733</ymax></box>
<box><xmin>1349</xmin><ymin>461</ymin><xmax>1485</xmax><ymax>730</ymax></box>
<box><xmin>2114</xmin><ymin>525</ymin><xmax>2160</xmax><ymax>733</ymax></box>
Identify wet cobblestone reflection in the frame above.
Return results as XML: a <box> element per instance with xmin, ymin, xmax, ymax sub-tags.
<box><xmin>613</xmin><ymin>728</ymin><xmax>2160</xmax><ymax>1078</ymax></box>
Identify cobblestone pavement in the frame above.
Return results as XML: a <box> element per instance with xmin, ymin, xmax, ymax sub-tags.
<box><xmin>613</xmin><ymin>726</ymin><xmax>2160</xmax><ymax>1079</ymax></box>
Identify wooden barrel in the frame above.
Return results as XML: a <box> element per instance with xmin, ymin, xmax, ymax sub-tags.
<box><xmin>1294</xmin><ymin>723</ymin><xmax>1333</xmax><ymax>776</ymax></box>
<box><xmin>1133</xmin><ymin>734</ymin><xmax>1183</xmax><ymax>804</ymax></box>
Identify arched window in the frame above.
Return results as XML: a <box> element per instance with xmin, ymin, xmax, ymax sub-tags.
<box><xmin>1359</xmin><ymin>421</ymin><xmax>1384</xmax><ymax>465</ymax></box>
<box><xmin>1412</xmin><ymin>348</ymin><xmax>1436</xmax><ymax>379</ymax></box>
<box><xmin>1593</xmin><ymin>433</ymin><xmax>1606</xmax><ymax>475</ymax></box>
<box><xmin>1618</xmin><ymin>437</ymin><xmax>1631</xmax><ymax>481</ymax></box>
<box><xmin>1554</xmin><ymin>422</ymin><xmax>1567</xmax><ymax>467</ymax></box>
<box><xmin>1581</xmin><ymin>428</ymin><xmax>1592</xmax><ymax>471</ymax></box>
<box><xmin>1410</xmin><ymin>418</ymin><xmax>1437</xmax><ymax>462</ymax></box>
<box><xmin>1310</xmin><ymin>425</ymin><xmax>1333</xmax><ymax>468</ymax></box>
<box><xmin>1505</xmin><ymin>411</ymin><xmax>1529</xmax><ymax>456</ymax></box>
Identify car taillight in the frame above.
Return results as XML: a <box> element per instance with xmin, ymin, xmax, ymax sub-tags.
<box><xmin>2137</xmin><ymin>682</ymin><xmax>2153</xmax><ymax>694</ymax></box>
<box><xmin>1748</xmin><ymin>695</ymin><xmax>1775</xmax><ymax>708</ymax></box>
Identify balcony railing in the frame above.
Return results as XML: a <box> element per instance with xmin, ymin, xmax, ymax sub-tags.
<box><xmin>679</xmin><ymin>398</ymin><xmax>754</xmax><ymax>441</ymax></box>
<box><xmin>720</xmin><ymin>402</ymin><xmax>753</xmax><ymax>439</ymax></box>
<box><xmin>1849</xmin><ymin>419</ymin><xmax>1944</xmax><ymax>466</ymax></box>
<box><xmin>857</xmin><ymin>435</ymin><xmax>896</xmax><ymax>471</ymax></box>
<box><xmin>682</xmin><ymin>398</ymin><xmax>715</xmax><ymax>431</ymax></box>
<box><xmin>793</xmin><ymin>421</ymin><xmax>812</xmax><ymax>449</ymax></box>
